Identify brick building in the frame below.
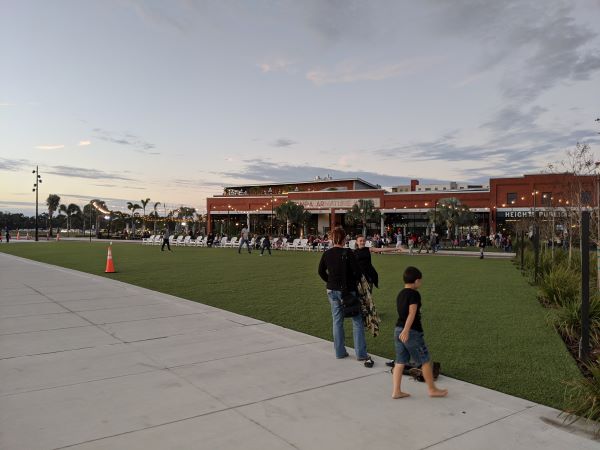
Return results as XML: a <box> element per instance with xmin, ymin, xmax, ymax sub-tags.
<box><xmin>206</xmin><ymin>173</ymin><xmax>595</xmax><ymax>237</ymax></box>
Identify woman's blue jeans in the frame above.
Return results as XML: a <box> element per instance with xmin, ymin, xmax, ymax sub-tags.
<box><xmin>327</xmin><ymin>289</ymin><xmax>367</xmax><ymax>359</ymax></box>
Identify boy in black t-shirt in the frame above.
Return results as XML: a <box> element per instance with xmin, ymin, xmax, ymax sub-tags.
<box><xmin>392</xmin><ymin>266</ymin><xmax>447</xmax><ymax>399</ymax></box>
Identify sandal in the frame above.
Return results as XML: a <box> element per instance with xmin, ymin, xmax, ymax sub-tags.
<box><xmin>363</xmin><ymin>356</ymin><xmax>374</xmax><ymax>368</ymax></box>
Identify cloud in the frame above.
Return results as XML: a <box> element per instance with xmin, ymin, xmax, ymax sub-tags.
<box><xmin>93</xmin><ymin>128</ymin><xmax>159</xmax><ymax>155</ymax></box>
<box><xmin>302</xmin><ymin>0</ymin><xmax>377</xmax><ymax>44</ymax></box>
<box><xmin>78</xmin><ymin>140</ymin><xmax>91</xmax><ymax>146</ymax></box>
<box><xmin>271</xmin><ymin>138</ymin><xmax>296</xmax><ymax>147</ymax></box>
<box><xmin>212</xmin><ymin>158</ymin><xmax>430</xmax><ymax>188</ymax></box>
<box><xmin>306</xmin><ymin>57</ymin><xmax>443</xmax><ymax>86</ymax></box>
<box><xmin>258</xmin><ymin>59</ymin><xmax>295</xmax><ymax>73</ymax></box>
<box><xmin>123</xmin><ymin>0</ymin><xmax>190</xmax><ymax>34</ymax></box>
<box><xmin>0</xmin><ymin>158</ymin><xmax>29</xmax><ymax>172</ymax></box>
<box><xmin>429</xmin><ymin>1</ymin><xmax>600</xmax><ymax>104</ymax></box>
<box><xmin>34</xmin><ymin>145</ymin><xmax>65</xmax><ymax>150</ymax></box>
<box><xmin>372</xmin><ymin>126</ymin><xmax>600</xmax><ymax>181</ymax></box>
<box><xmin>0</xmin><ymin>157</ymin><xmax>135</xmax><ymax>182</ymax></box>
<box><xmin>0</xmin><ymin>102</ymin><xmax>14</xmax><ymax>106</ymax></box>
<box><xmin>481</xmin><ymin>105</ymin><xmax>547</xmax><ymax>133</ymax></box>
<box><xmin>46</xmin><ymin>165</ymin><xmax>134</xmax><ymax>181</ymax></box>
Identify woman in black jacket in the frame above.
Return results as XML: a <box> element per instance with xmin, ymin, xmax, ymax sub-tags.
<box><xmin>354</xmin><ymin>235</ymin><xmax>381</xmax><ymax>338</ymax></box>
<box><xmin>354</xmin><ymin>235</ymin><xmax>378</xmax><ymax>289</ymax></box>
<box><xmin>318</xmin><ymin>227</ymin><xmax>374</xmax><ymax>367</ymax></box>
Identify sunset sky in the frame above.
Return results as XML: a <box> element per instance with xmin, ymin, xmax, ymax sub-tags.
<box><xmin>1</xmin><ymin>0</ymin><xmax>600</xmax><ymax>215</ymax></box>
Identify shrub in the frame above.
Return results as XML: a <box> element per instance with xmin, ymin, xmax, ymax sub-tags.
<box><xmin>539</xmin><ymin>265</ymin><xmax>580</xmax><ymax>307</ymax></box>
<box><xmin>548</xmin><ymin>295</ymin><xmax>600</xmax><ymax>347</ymax></box>
<box><xmin>563</xmin><ymin>360</ymin><xmax>600</xmax><ymax>431</ymax></box>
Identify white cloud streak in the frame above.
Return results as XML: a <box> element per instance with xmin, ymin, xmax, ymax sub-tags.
<box><xmin>34</xmin><ymin>145</ymin><xmax>65</xmax><ymax>150</ymax></box>
<box><xmin>306</xmin><ymin>57</ymin><xmax>443</xmax><ymax>86</ymax></box>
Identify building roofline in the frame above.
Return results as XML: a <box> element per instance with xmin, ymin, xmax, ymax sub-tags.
<box><xmin>223</xmin><ymin>178</ymin><xmax>381</xmax><ymax>190</ymax></box>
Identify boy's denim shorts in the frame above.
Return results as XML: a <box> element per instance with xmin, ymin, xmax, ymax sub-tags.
<box><xmin>394</xmin><ymin>326</ymin><xmax>431</xmax><ymax>365</ymax></box>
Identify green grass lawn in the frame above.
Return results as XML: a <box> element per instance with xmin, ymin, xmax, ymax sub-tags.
<box><xmin>0</xmin><ymin>241</ymin><xmax>582</xmax><ymax>409</ymax></box>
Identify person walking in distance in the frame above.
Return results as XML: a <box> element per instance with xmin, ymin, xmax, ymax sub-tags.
<box><xmin>238</xmin><ymin>225</ymin><xmax>251</xmax><ymax>254</ymax></box>
<box><xmin>392</xmin><ymin>266</ymin><xmax>447</xmax><ymax>399</ymax></box>
<box><xmin>260</xmin><ymin>234</ymin><xmax>272</xmax><ymax>256</ymax></box>
<box><xmin>478</xmin><ymin>233</ymin><xmax>486</xmax><ymax>259</ymax></box>
<box><xmin>161</xmin><ymin>227</ymin><xmax>171</xmax><ymax>251</ymax></box>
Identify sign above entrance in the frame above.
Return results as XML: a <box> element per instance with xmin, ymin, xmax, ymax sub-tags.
<box><xmin>295</xmin><ymin>198</ymin><xmax>381</xmax><ymax>209</ymax></box>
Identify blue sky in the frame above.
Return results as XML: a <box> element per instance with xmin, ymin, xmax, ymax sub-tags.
<box><xmin>1</xmin><ymin>0</ymin><xmax>600</xmax><ymax>215</ymax></box>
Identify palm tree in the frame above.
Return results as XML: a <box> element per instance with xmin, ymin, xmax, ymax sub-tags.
<box><xmin>46</xmin><ymin>194</ymin><xmax>61</xmax><ymax>237</ymax></box>
<box><xmin>140</xmin><ymin>198</ymin><xmax>150</xmax><ymax>233</ymax></box>
<box><xmin>152</xmin><ymin>202</ymin><xmax>161</xmax><ymax>234</ymax></box>
<box><xmin>126</xmin><ymin>201</ymin><xmax>141</xmax><ymax>237</ymax></box>
<box><xmin>177</xmin><ymin>206</ymin><xmax>196</xmax><ymax>233</ymax></box>
<box><xmin>275</xmin><ymin>201</ymin><xmax>307</xmax><ymax>236</ymax></box>
<box><xmin>345</xmin><ymin>199</ymin><xmax>381</xmax><ymax>236</ymax></box>
<box><xmin>59</xmin><ymin>203</ymin><xmax>82</xmax><ymax>237</ymax></box>
<box><xmin>428</xmin><ymin>198</ymin><xmax>474</xmax><ymax>243</ymax></box>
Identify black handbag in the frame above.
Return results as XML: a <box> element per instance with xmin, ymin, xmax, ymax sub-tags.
<box><xmin>341</xmin><ymin>250</ymin><xmax>361</xmax><ymax>317</ymax></box>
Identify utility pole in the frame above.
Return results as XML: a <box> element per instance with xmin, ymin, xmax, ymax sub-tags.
<box><xmin>32</xmin><ymin>166</ymin><xmax>42</xmax><ymax>241</ymax></box>
<box><xmin>581</xmin><ymin>211</ymin><xmax>591</xmax><ymax>363</ymax></box>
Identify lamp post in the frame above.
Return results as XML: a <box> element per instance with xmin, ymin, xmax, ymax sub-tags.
<box><xmin>268</xmin><ymin>188</ymin><xmax>274</xmax><ymax>235</ymax></box>
<box><xmin>532</xmin><ymin>190</ymin><xmax>540</xmax><ymax>283</ymax></box>
<box><xmin>32</xmin><ymin>166</ymin><xmax>42</xmax><ymax>241</ymax></box>
<box><xmin>89</xmin><ymin>201</ymin><xmax>93</xmax><ymax>243</ymax></box>
<box><xmin>595</xmin><ymin>161</ymin><xmax>600</xmax><ymax>290</ymax></box>
<box><xmin>227</xmin><ymin>205</ymin><xmax>231</xmax><ymax>236</ymax></box>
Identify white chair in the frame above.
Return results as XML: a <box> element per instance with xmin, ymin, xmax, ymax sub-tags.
<box><xmin>194</xmin><ymin>236</ymin><xmax>205</xmax><ymax>247</ymax></box>
<box><xmin>169</xmin><ymin>235</ymin><xmax>176</xmax><ymax>246</ymax></box>
<box><xmin>182</xmin><ymin>236</ymin><xmax>192</xmax><ymax>246</ymax></box>
<box><xmin>226</xmin><ymin>237</ymin><xmax>239</xmax><ymax>248</ymax></box>
<box><xmin>348</xmin><ymin>240</ymin><xmax>356</xmax><ymax>250</ymax></box>
<box><xmin>219</xmin><ymin>237</ymin><xmax>228</xmax><ymax>247</ymax></box>
<box><xmin>142</xmin><ymin>235</ymin><xmax>154</xmax><ymax>245</ymax></box>
<box><xmin>287</xmin><ymin>238</ymin><xmax>301</xmax><ymax>250</ymax></box>
<box><xmin>174</xmin><ymin>236</ymin><xmax>185</xmax><ymax>246</ymax></box>
<box><xmin>153</xmin><ymin>235</ymin><xmax>162</xmax><ymax>245</ymax></box>
<box><xmin>365</xmin><ymin>240</ymin><xmax>372</xmax><ymax>248</ymax></box>
<box><xmin>299</xmin><ymin>238</ymin><xmax>309</xmax><ymax>250</ymax></box>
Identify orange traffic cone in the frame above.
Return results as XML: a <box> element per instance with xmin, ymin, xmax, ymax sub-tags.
<box><xmin>105</xmin><ymin>244</ymin><xmax>115</xmax><ymax>273</ymax></box>
<box><xmin>16</xmin><ymin>231</ymin><xmax>20</xmax><ymax>240</ymax></box>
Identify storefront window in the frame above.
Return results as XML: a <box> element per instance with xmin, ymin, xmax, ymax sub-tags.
<box><xmin>506</xmin><ymin>192</ymin><xmax>517</xmax><ymax>205</ymax></box>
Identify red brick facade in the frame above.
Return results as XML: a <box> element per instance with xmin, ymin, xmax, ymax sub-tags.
<box><xmin>206</xmin><ymin>174</ymin><xmax>595</xmax><ymax>234</ymax></box>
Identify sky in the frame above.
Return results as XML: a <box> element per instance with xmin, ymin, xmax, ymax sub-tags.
<box><xmin>1</xmin><ymin>0</ymin><xmax>600</xmax><ymax>215</ymax></box>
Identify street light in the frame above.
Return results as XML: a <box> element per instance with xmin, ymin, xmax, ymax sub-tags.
<box><xmin>268</xmin><ymin>188</ymin><xmax>274</xmax><ymax>235</ymax></box>
<box><xmin>595</xmin><ymin>161</ymin><xmax>600</xmax><ymax>290</ymax></box>
<box><xmin>227</xmin><ymin>205</ymin><xmax>231</xmax><ymax>236</ymax></box>
<box><xmin>32</xmin><ymin>166</ymin><xmax>42</xmax><ymax>241</ymax></box>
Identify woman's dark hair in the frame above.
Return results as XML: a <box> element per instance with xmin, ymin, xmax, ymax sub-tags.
<box><xmin>403</xmin><ymin>266</ymin><xmax>422</xmax><ymax>283</ymax></box>
<box><xmin>332</xmin><ymin>227</ymin><xmax>346</xmax><ymax>245</ymax></box>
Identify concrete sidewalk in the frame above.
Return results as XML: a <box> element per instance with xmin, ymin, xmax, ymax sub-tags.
<box><xmin>0</xmin><ymin>253</ymin><xmax>597</xmax><ymax>450</ymax></box>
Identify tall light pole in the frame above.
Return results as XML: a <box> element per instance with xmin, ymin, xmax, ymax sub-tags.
<box><xmin>227</xmin><ymin>204</ymin><xmax>231</xmax><ymax>236</ymax></box>
<box><xmin>268</xmin><ymin>187</ymin><xmax>274</xmax><ymax>235</ymax></box>
<box><xmin>532</xmin><ymin>190</ymin><xmax>540</xmax><ymax>283</ymax></box>
<box><xmin>32</xmin><ymin>166</ymin><xmax>42</xmax><ymax>241</ymax></box>
<box><xmin>595</xmin><ymin>161</ymin><xmax>600</xmax><ymax>290</ymax></box>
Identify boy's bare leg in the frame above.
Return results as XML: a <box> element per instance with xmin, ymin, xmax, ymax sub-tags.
<box><xmin>392</xmin><ymin>363</ymin><xmax>410</xmax><ymax>399</ymax></box>
<box><xmin>421</xmin><ymin>362</ymin><xmax>448</xmax><ymax>397</ymax></box>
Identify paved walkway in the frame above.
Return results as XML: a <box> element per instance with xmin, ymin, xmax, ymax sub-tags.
<box><xmin>0</xmin><ymin>252</ymin><xmax>597</xmax><ymax>450</ymax></box>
